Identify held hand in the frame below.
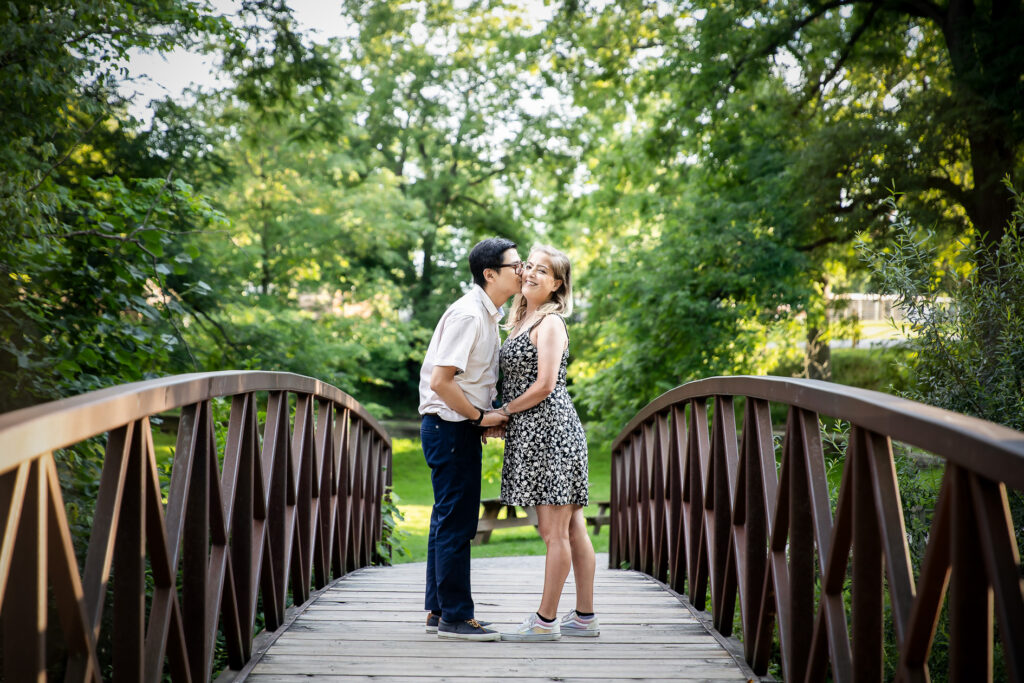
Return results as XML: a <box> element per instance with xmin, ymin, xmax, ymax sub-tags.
<box><xmin>480</xmin><ymin>413</ymin><xmax>506</xmax><ymax>443</ymax></box>
<box><xmin>481</xmin><ymin>425</ymin><xmax>506</xmax><ymax>441</ymax></box>
<box><xmin>479</xmin><ymin>410</ymin><xmax>508</xmax><ymax>428</ymax></box>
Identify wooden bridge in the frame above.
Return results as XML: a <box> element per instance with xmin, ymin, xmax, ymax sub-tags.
<box><xmin>1</xmin><ymin>371</ymin><xmax>1022</xmax><ymax>681</ymax></box>
<box><xmin>236</xmin><ymin>555</ymin><xmax>755</xmax><ymax>682</ymax></box>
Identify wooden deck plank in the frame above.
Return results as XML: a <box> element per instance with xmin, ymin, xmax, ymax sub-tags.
<box><xmin>240</xmin><ymin>555</ymin><xmax>757</xmax><ymax>682</ymax></box>
<box><xmin>247</xmin><ymin>679</ymin><xmax>749</xmax><ymax>682</ymax></box>
<box><xmin>273</xmin><ymin>631</ymin><xmax>721</xmax><ymax>644</ymax></box>
<box><xmin>296</xmin><ymin>612</ymin><xmax>700</xmax><ymax>623</ymax></box>
<box><xmin>250</xmin><ymin>658</ymin><xmax>747</xmax><ymax>677</ymax></box>
<box><xmin>307</xmin><ymin>593</ymin><xmax>669</xmax><ymax>602</ymax></box>
<box><xmin>273</xmin><ymin>626</ymin><xmax>719</xmax><ymax>643</ymax></box>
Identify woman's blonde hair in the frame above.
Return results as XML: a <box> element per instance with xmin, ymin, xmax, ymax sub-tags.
<box><xmin>505</xmin><ymin>244</ymin><xmax>574</xmax><ymax>330</ymax></box>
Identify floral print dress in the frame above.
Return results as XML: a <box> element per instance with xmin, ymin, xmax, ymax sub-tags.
<box><xmin>499</xmin><ymin>315</ymin><xmax>589</xmax><ymax>506</ymax></box>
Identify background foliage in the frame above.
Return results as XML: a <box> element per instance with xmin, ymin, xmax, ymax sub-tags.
<box><xmin>3</xmin><ymin>2</ymin><xmax>1022</xmax><ymax>679</ymax></box>
<box><xmin>1</xmin><ymin>0</ymin><xmax>1021</xmax><ymax>450</ymax></box>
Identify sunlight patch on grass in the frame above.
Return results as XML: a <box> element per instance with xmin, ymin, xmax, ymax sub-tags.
<box><xmin>389</xmin><ymin>432</ymin><xmax>613</xmax><ymax>563</ymax></box>
<box><xmin>394</xmin><ymin>501</ymin><xmax>610</xmax><ymax>564</ymax></box>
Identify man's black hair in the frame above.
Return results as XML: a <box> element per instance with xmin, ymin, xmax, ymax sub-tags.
<box><xmin>469</xmin><ymin>237</ymin><xmax>517</xmax><ymax>288</ymax></box>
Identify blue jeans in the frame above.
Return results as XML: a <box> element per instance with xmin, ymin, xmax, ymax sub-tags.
<box><xmin>421</xmin><ymin>413</ymin><xmax>482</xmax><ymax>622</ymax></box>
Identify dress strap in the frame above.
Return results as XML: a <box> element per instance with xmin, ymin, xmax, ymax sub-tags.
<box><xmin>528</xmin><ymin>313</ymin><xmax>568</xmax><ymax>336</ymax></box>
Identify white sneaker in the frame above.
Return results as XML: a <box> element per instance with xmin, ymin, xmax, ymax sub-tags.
<box><xmin>560</xmin><ymin>609</ymin><xmax>600</xmax><ymax>637</ymax></box>
<box><xmin>501</xmin><ymin>613</ymin><xmax>561</xmax><ymax>641</ymax></box>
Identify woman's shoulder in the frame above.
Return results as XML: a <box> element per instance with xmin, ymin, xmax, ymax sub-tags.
<box><xmin>534</xmin><ymin>313</ymin><xmax>568</xmax><ymax>337</ymax></box>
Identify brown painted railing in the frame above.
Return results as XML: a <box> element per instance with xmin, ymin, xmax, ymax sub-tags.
<box><xmin>0</xmin><ymin>371</ymin><xmax>391</xmax><ymax>682</ymax></box>
<box><xmin>610</xmin><ymin>376</ymin><xmax>1024</xmax><ymax>682</ymax></box>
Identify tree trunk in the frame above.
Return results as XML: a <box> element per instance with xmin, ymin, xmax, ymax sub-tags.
<box><xmin>804</xmin><ymin>275</ymin><xmax>833</xmax><ymax>381</ymax></box>
<box><xmin>416</xmin><ymin>227</ymin><xmax>435</xmax><ymax>313</ymax></box>
<box><xmin>942</xmin><ymin>0</ymin><xmax>1021</xmax><ymax>257</ymax></box>
<box><xmin>805</xmin><ymin>325</ymin><xmax>832</xmax><ymax>381</ymax></box>
<box><xmin>260</xmin><ymin>201</ymin><xmax>272</xmax><ymax>296</ymax></box>
<box><xmin>966</xmin><ymin>126</ymin><xmax>1016</xmax><ymax>256</ymax></box>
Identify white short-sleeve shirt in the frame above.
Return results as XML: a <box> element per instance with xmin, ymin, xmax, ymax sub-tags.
<box><xmin>418</xmin><ymin>285</ymin><xmax>503</xmax><ymax>421</ymax></box>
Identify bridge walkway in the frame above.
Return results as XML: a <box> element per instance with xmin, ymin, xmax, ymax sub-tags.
<box><xmin>239</xmin><ymin>555</ymin><xmax>757</xmax><ymax>682</ymax></box>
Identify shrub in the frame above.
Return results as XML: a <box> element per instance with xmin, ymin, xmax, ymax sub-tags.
<box><xmin>859</xmin><ymin>184</ymin><xmax>1024</xmax><ymax>680</ymax></box>
<box><xmin>859</xmin><ymin>186</ymin><xmax>1024</xmax><ymax>430</ymax></box>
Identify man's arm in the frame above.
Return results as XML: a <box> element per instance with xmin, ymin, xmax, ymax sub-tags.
<box><xmin>429</xmin><ymin>365</ymin><xmax>507</xmax><ymax>427</ymax></box>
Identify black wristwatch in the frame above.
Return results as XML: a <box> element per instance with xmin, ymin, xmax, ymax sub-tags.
<box><xmin>468</xmin><ymin>407</ymin><xmax>485</xmax><ymax>426</ymax></box>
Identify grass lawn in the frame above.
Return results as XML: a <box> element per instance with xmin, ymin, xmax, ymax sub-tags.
<box><xmin>389</xmin><ymin>434</ymin><xmax>611</xmax><ymax>563</ymax></box>
<box><xmin>153</xmin><ymin>420</ymin><xmax>610</xmax><ymax>563</ymax></box>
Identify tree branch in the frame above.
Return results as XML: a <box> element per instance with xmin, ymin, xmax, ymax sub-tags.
<box><xmin>192</xmin><ymin>308</ymin><xmax>244</xmax><ymax>352</ymax></box>
<box><xmin>885</xmin><ymin>0</ymin><xmax>945</xmax><ymax>23</ymax></box>
<box><xmin>727</xmin><ymin>0</ymin><xmax>853</xmax><ymax>89</ymax></box>
<box><xmin>27</xmin><ymin>118</ymin><xmax>103</xmax><ymax>194</ymax></box>
<box><xmin>729</xmin><ymin>0</ymin><xmax>943</xmax><ymax>95</ymax></box>
<box><xmin>796</xmin><ymin>233</ymin><xmax>849</xmax><ymax>252</ymax></box>
<box><xmin>795</xmin><ymin>189</ymin><xmax>898</xmax><ymax>251</ymax></box>
<box><xmin>136</xmin><ymin>169</ymin><xmax>175</xmax><ymax>237</ymax></box>
<box><xmin>922</xmin><ymin>174</ymin><xmax>973</xmax><ymax>210</ymax></box>
<box><xmin>450</xmin><ymin>194</ymin><xmax>489</xmax><ymax>210</ymax></box>
<box><xmin>151</xmin><ymin>276</ymin><xmax>199</xmax><ymax>370</ymax></box>
<box><xmin>804</xmin><ymin>1</ymin><xmax>883</xmax><ymax>106</ymax></box>
<box><xmin>466</xmin><ymin>163</ymin><xmax>509</xmax><ymax>187</ymax></box>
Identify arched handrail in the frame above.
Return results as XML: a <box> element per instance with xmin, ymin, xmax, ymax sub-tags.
<box><xmin>609</xmin><ymin>375</ymin><xmax>1024</xmax><ymax>682</ymax></box>
<box><xmin>0</xmin><ymin>371</ymin><xmax>392</xmax><ymax>682</ymax></box>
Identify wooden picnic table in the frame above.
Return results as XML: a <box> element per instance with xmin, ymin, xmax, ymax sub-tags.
<box><xmin>474</xmin><ymin>498</ymin><xmax>537</xmax><ymax>545</ymax></box>
<box><xmin>473</xmin><ymin>499</ymin><xmax>612</xmax><ymax>544</ymax></box>
<box><xmin>587</xmin><ymin>500</ymin><xmax>612</xmax><ymax>535</ymax></box>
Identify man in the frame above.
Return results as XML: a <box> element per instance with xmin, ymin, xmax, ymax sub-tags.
<box><xmin>419</xmin><ymin>237</ymin><xmax>522</xmax><ymax>641</ymax></box>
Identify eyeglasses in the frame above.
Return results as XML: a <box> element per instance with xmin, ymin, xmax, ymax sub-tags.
<box><xmin>498</xmin><ymin>261</ymin><xmax>523</xmax><ymax>274</ymax></box>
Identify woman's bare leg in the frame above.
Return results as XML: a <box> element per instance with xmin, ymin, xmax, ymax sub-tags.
<box><xmin>535</xmin><ymin>504</ymin><xmax>576</xmax><ymax>619</ymax></box>
<box><xmin>568</xmin><ymin>507</ymin><xmax>596</xmax><ymax>613</ymax></box>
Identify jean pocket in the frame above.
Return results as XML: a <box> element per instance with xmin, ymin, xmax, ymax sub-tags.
<box><xmin>421</xmin><ymin>421</ymin><xmax>455</xmax><ymax>467</ymax></box>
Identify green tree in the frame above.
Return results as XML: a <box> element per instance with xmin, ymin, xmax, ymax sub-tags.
<box><xmin>860</xmin><ymin>188</ymin><xmax>1024</xmax><ymax>428</ymax></box>
<box><xmin>171</xmin><ymin>82</ymin><xmax>430</xmax><ymax>408</ymax></box>
<box><xmin>541</xmin><ymin>0</ymin><xmax>1022</xmax><ymax>433</ymax></box>
<box><xmin>561</xmin><ymin>0</ymin><xmax>1022</xmax><ymax>250</ymax></box>
<box><xmin>563</xmin><ymin>130</ymin><xmax>810</xmax><ymax>437</ymax></box>
<box><xmin>0</xmin><ymin>0</ymin><xmax>233</xmax><ymax>411</ymax></box>
<box><xmin>333</xmin><ymin>0</ymin><xmax>571</xmax><ymax>326</ymax></box>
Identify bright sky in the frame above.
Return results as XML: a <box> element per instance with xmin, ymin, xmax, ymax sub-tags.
<box><xmin>121</xmin><ymin>0</ymin><xmax>354</xmax><ymax>122</ymax></box>
<box><xmin>122</xmin><ymin>0</ymin><xmax>554</xmax><ymax>124</ymax></box>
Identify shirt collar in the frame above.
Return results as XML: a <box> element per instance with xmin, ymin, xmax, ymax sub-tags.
<box><xmin>474</xmin><ymin>284</ymin><xmax>504</xmax><ymax>322</ymax></box>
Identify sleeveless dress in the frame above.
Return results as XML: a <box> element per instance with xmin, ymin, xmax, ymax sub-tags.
<box><xmin>499</xmin><ymin>315</ymin><xmax>589</xmax><ymax>506</ymax></box>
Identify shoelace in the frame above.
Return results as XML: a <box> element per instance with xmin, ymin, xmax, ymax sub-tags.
<box><xmin>467</xmin><ymin>618</ymin><xmax>484</xmax><ymax>628</ymax></box>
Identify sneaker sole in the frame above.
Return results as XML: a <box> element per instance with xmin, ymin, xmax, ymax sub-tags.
<box><xmin>500</xmin><ymin>632</ymin><xmax>561</xmax><ymax>642</ymax></box>
<box><xmin>438</xmin><ymin>632</ymin><xmax>501</xmax><ymax>641</ymax></box>
<box><xmin>561</xmin><ymin>629</ymin><xmax>599</xmax><ymax>637</ymax></box>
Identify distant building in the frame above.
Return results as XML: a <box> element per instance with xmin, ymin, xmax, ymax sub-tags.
<box><xmin>829</xmin><ymin>293</ymin><xmax>904</xmax><ymax>322</ymax></box>
<box><xmin>828</xmin><ymin>293</ymin><xmax>952</xmax><ymax>323</ymax></box>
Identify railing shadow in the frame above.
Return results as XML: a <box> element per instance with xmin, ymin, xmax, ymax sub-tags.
<box><xmin>609</xmin><ymin>376</ymin><xmax>1024</xmax><ymax>682</ymax></box>
<box><xmin>0</xmin><ymin>371</ymin><xmax>392</xmax><ymax>682</ymax></box>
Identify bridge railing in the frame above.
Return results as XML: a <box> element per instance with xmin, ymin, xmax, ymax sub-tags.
<box><xmin>0</xmin><ymin>371</ymin><xmax>392</xmax><ymax>682</ymax></box>
<box><xmin>609</xmin><ymin>376</ymin><xmax>1024</xmax><ymax>682</ymax></box>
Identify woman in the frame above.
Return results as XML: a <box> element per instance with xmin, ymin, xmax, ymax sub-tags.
<box><xmin>488</xmin><ymin>245</ymin><xmax>598</xmax><ymax>642</ymax></box>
